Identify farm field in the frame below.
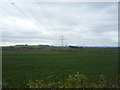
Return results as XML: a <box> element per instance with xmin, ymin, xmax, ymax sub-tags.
<box><xmin>2</xmin><ymin>47</ymin><xmax>118</xmax><ymax>88</ymax></box>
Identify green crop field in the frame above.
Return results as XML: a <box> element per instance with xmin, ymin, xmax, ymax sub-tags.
<box><xmin>2</xmin><ymin>47</ymin><xmax>118</xmax><ymax>88</ymax></box>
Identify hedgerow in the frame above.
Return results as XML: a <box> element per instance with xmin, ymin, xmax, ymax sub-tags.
<box><xmin>27</xmin><ymin>72</ymin><xmax>120</xmax><ymax>88</ymax></box>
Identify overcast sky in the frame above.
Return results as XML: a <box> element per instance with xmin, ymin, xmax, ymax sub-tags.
<box><xmin>0</xmin><ymin>2</ymin><xmax>118</xmax><ymax>46</ymax></box>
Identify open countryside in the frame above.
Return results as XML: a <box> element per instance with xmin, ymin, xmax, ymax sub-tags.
<box><xmin>1</xmin><ymin>1</ymin><xmax>118</xmax><ymax>88</ymax></box>
<box><xmin>2</xmin><ymin>46</ymin><xmax>118</xmax><ymax>87</ymax></box>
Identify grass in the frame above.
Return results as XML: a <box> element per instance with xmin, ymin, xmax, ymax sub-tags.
<box><xmin>2</xmin><ymin>47</ymin><xmax>118</xmax><ymax>88</ymax></box>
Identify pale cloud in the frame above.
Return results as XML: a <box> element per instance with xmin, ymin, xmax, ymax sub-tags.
<box><xmin>0</xmin><ymin>2</ymin><xmax>118</xmax><ymax>46</ymax></box>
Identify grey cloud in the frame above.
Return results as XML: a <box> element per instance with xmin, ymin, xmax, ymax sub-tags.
<box><xmin>0</xmin><ymin>2</ymin><xmax>118</xmax><ymax>46</ymax></box>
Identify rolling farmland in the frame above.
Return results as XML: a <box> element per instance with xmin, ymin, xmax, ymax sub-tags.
<box><xmin>2</xmin><ymin>47</ymin><xmax>118</xmax><ymax>87</ymax></box>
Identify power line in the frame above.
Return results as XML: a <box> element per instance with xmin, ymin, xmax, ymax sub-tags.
<box><xmin>11</xmin><ymin>2</ymin><xmax>43</xmax><ymax>34</ymax></box>
<box><xmin>37</xmin><ymin>2</ymin><xmax>54</xmax><ymax>30</ymax></box>
<box><xmin>1</xmin><ymin>2</ymin><xmax>70</xmax><ymax>46</ymax></box>
<box><xmin>22</xmin><ymin>2</ymin><xmax>49</xmax><ymax>32</ymax></box>
<box><xmin>0</xmin><ymin>3</ymin><xmax>45</xmax><ymax>40</ymax></box>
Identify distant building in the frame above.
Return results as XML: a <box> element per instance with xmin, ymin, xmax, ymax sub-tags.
<box><xmin>69</xmin><ymin>45</ymin><xmax>83</xmax><ymax>48</ymax></box>
<box><xmin>15</xmin><ymin>44</ymin><xmax>28</xmax><ymax>46</ymax></box>
<box><xmin>38</xmin><ymin>45</ymin><xmax>50</xmax><ymax>47</ymax></box>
